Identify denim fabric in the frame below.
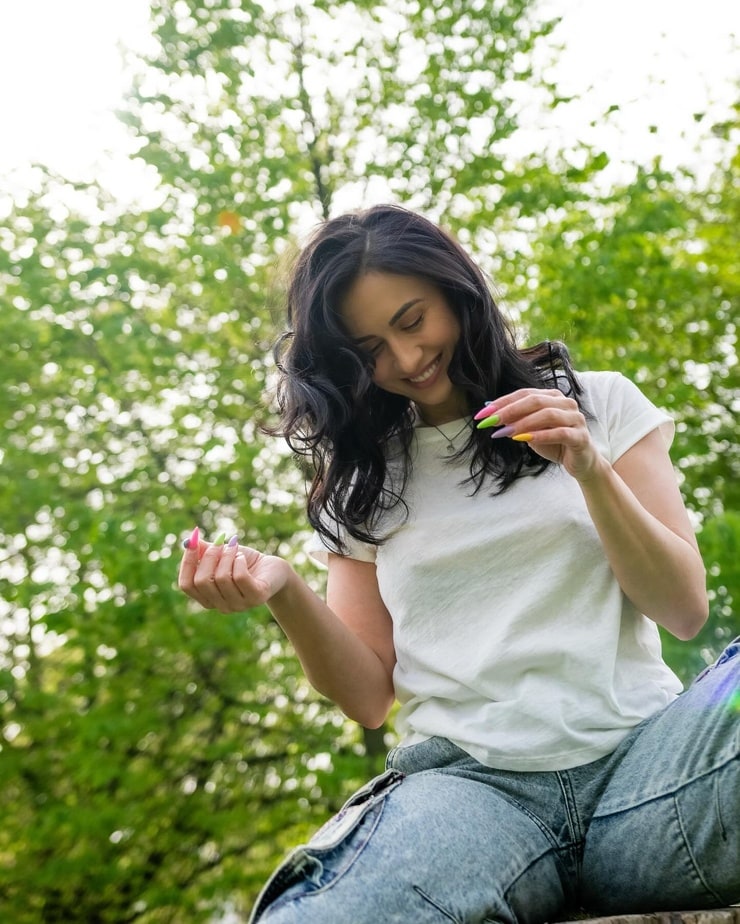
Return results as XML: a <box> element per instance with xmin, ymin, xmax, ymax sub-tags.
<box><xmin>249</xmin><ymin>638</ymin><xmax>739</xmax><ymax>923</ymax></box>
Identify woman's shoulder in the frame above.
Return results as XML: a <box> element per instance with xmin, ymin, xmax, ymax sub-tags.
<box><xmin>576</xmin><ymin>369</ymin><xmax>674</xmax><ymax>459</ymax></box>
<box><xmin>576</xmin><ymin>368</ymin><xmax>627</xmax><ymax>393</ymax></box>
<box><xmin>575</xmin><ymin>369</ymin><xmax>650</xmax><ymax>412</ymax></box>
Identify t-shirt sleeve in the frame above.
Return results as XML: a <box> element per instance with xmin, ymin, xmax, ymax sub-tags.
<box><xmin>306</xmin><ymin>525</ymin><xmax>377</xmax><ymax>567</ymax></box>
<box><xmin>584</xmin><ymin>371</ymin><xmax>674</xmax><ymax>463</ymax></box>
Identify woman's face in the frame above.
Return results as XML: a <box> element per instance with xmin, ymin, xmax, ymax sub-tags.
<box><xmin>340</xmin><ymin>272</ymin><xmax>467</xmax><ymax>425</ymax></box>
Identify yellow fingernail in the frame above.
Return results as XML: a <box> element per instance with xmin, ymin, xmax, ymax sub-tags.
<box><xmin>512</xmin><ymin>433</ymin><xmax>533</xmax><ymax>442</ymax></box>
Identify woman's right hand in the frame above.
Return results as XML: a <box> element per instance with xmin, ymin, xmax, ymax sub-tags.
<box><xmin>178</xmin><ymin>528</ymin><xmax>292</xmax><ymax>614</ymax></box>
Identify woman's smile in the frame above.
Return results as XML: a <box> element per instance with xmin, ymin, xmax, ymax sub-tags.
<box><xmin>407</xmin><ymin>355</ymin><xmax>442</xmax><ymax>386</ymax></box>
<box><xmin>340</xmin><ymin>272</ymin><xmax>467</xmax><ymax>425</ymax></box>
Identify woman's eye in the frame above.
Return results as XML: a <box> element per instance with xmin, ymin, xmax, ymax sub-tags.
<box><xmin>401</xmin><ymin>314</ymin><xmax>423</xmax><ymax>331</ymax></box>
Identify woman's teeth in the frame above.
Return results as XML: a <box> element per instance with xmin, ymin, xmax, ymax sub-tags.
<box><xmin>409</xmin><ymin>358</ymin><xmax>440</xmax><ymax>384</ymax></box>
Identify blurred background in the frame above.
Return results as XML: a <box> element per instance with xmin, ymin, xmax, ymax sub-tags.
<box><xmin>0</xmin><ymin>0</ymin><xmax>737</xmax><ymax>919</ymax></box>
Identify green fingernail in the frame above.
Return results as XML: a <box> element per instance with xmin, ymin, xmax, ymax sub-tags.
<box><xmin>213</xmin><ymin>531</ymin><xmax>226</xmax><ymax>545</ymax></box>
<box><xmin>476</xmin><ymin>414</ymin><xmax>500</xmax><ymax>430</ymax></box>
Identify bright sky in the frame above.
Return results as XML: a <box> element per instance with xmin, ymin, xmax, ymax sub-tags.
<box><xmin>0</xmin><ymin>0</ymin><xmax>737</xmax><ymax>199</ymax></box>
<box><xmin>0</xmin><ymin>0</ymin><xmax>151</xmax><ymax>199</ymax></box>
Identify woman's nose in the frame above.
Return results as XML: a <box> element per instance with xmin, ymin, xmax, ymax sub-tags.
<box><xmin>389</xmin><ymin>340</ymin><xmax>421</xmax><ymax>374</ymax></box>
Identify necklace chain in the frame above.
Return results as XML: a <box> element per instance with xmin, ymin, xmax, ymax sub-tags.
<box><xmin>428</xmin><ymin>419</ymin><xmax>471</xmax><ymax>452</ymax></box>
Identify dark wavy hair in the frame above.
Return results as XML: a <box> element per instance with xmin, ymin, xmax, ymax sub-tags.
<box><xmin>273</xmin><ymin>204</ymin><xmax>582</xmax><ymax>551</ymax></box>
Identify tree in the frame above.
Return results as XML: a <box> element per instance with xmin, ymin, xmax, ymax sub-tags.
<box><xmin>0</xmin><ymin>1</ymin><xmax>567</xmax><ymax>918</ymax></box>
<box><xmin>0</xmin><ymin>178</ymin><xmax>362</xmax><ymax>921</ymax></box>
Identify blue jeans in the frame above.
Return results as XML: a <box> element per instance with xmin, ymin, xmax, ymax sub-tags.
<box><xmin>249</xmin><ymin>639</ymin><xmax>740</xmax><ymax>923</ymax></box>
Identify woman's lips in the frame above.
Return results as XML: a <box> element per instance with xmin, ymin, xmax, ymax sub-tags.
<box><xmin>407</xmin><ymin>356</ymin><xmax>441</xmax><ymax>386</ymax></box>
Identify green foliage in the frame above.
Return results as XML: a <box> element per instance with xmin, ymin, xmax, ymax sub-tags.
<box><xmin>522</xmin><ymin>157</ymin><xmax>737</xmax><ymax>516</ymax></box>
<box><xmin>124</xmin><ymin>0</ymin><xmax>558</xmax><ymax>225</ymax></box>
<box><xmin>0</xmin><ymin>180</ymin><xmax>373</xmax><ymax>920</ymax></box>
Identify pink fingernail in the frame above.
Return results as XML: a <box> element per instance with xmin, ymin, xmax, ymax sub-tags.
<box><xmin>227</xmin><ymin>535</ymin><xmax>238</xmax><ymax>548</ymax></box>
<box><xmin>184</xmin><ymin>525</ymin><xmax>200</xmax><ymax>549</ymax></box>
<box><xmin>474</xmin><ymin>404</ymin><xmax>499</xmax><ymax>420</ymax></box>
<box><xmin>490</xmin><ymin>425</ymin><xmax>516</xmax><ymax>439</ymax></box>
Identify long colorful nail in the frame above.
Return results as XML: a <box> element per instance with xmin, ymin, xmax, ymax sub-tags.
<box><xmin>512</xmin><ymin>433</ymin><xmax>533</xmax><ymax>442</ymax></box>
<box><xmin>227</xmin><ymin>535</ymin><xmax>238</xmax><ymax>548</ymax></box>
<box><xmin>184</xmin><ymin>525</ymin><xmax>200</xmax><ymax>549</ymax></box>
<box><xmin>213</xmin><ymin>531</ymin><xmax>226</xmax><ymax>545</ymax></box>
<box><xmin>474</xmin><ymin>404</ymin><xmax>499</xmax><ymax>421</ymax></box>
<box><xmin>476</xmin><ymin>414</ymin><xmax>501</xmax><ymax>430</ymax></box>
<box><xmin>490</xmin><ymin>425</ymin><xmax>516</xmax><ymax>439</ymax></box>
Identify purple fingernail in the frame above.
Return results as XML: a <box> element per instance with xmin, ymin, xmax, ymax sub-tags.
<box><xmin>227</xmin><ymin>535</ymin><xmax>238</xmax><ymax>548</ymax></box>
<box><xmin>490</xmin><ymin>425</ymin><xmax>516</xmax><ymax>439</ymax></box>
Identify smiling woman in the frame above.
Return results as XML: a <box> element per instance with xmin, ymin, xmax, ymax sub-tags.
<box><xmin>176</xmin><ymin>202</ymin><xmax>738</xmax><ymax>923</ymax></box>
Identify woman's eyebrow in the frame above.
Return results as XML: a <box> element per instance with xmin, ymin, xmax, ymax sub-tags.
<box><xmin>388</xmin><ymin>298</ymin><xmax>423</xmax><ymax>326</ymax></box>
<box><xmin>353</xmin><ymin>298</ymin><xmax>423</xmax><ymax>344</ymax></box>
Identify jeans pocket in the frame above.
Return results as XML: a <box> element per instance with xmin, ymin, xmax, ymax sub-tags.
<box><xmin>386</xmin><ymin>736</ymin><xmax>469</xmax><ymax>774</ymax></box>
<box><xmin>693</xmin><ymin>635</ymin><xmax>740</xmax><ymax>684</ymax></box>
<box><xmin>309</xmin><ymin>768</ymin><xmax>405</xmax><ymax>850</ymax></box>
<box><xmin>248</xmin><ymin>769</ymin><xmax>405</xmax><ymax>923</ymax></box>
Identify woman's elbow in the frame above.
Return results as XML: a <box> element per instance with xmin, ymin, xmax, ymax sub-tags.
<box><xmin>668</xmin><ymin>594</ymin><xmax>710</xmax><ymax>641</ymax></box>
<box><xmin>346</xmin><ymin>691</ymin><xmax>395</xmax><ymax>730</ymax></box>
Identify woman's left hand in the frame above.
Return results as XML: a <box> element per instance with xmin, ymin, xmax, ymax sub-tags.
<box><xmin>475</xmin><ymin>388</ymin><xmax>601</xmax><ymax>482</ymax></box>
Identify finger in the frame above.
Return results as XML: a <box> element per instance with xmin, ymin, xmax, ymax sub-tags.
<box><xmin>192</xmin><ymin>542</ymin><xmax>227</xmax><ymax>601</ymax></box>
<box><xmin>473</xmin><ymin>388</ymin><xmax>536</xmax><ymax>417</ymax></box>
<box><xmin>491</xmin><ymin>387</ymin><xmax>562</xmax><ymax>409</ymax></box>
<box><xmin>484</xmin><ymin>409</ymin><xmax>583</xmax><ymax>443</ymax></box>
<box><xmin>231</xmin><ymin>549</ymin><xmax>257</xmax><ymax>591</ymax></box>
<box><xmin>513</xmin><ymin>405</ymin><xmax>584</xmax><ymax>435</ymax></box>
<box><xmin>231</xmin><ymin>552</ymin><xmax>270</xmax><ymax>603</ymax></box>
<box><xmin>505</xmin><ymin>391</ymin><xmax>577</xmax><ymax>420</ymax></box>
<box><xmin>213</xmin><ymin>537</ymin><xmax>241</xmax><ymax>586</ymax></box>
<box><xmin>476</xmin><ymin>390</ymin><xmax>574</xmax><ymax>429</ymax></box>
<box><xmin>211</xmin><ymin>551</ymin><xmax>265</xmax><ymax>612</ymax></box>
<box><xmin>522</xmin><ymin>425</ymin><xmax>589</xmax><ymax>447</ymax></box>
<box><xmin>524</xmin><ymin>425</ymin><xmax>599</xmax><ymax>476</ymax></box>
<box><xmin>178</xmin><ymin>526</ymin><xmax>203</xmax><ymax>589</ymax></box>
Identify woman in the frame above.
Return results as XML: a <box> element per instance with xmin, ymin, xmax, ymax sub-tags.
<box><xmin>178</xmin><ymin>205</ymin><xmax>738</xmax><ymax>923</ymax></box>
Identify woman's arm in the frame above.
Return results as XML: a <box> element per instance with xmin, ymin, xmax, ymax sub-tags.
<box><xmin>578</xmin><ymin>429</ymin><xmax>708</xmax><ymax>639</ymax></box>
<box><xmin>481</xmin><ymin>389</ymin><xmax>709</xmax><ymax>640</ymax></box>
<box><xmin>178</xmin><ymin>539</ymin><xmax>396</xmax><ymax>727</ymax></box>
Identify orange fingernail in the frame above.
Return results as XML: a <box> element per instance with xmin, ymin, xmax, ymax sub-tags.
<box><xmin>512</xmin><ymin>433</ymin><xmax>533</xmax><ymax>442</ymax></box>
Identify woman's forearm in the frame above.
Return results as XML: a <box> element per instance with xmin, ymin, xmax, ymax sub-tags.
<box><xmin>267</xmin><ymin>566</ymin><xmax>396</xmax><ymax>728</ymax></box>
<box><xmin>579</xmin><ymin>455</ymin><xmax>708</xmax><ymax>639</ymax></box>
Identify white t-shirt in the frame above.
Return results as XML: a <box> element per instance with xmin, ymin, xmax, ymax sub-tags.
<box><xmin>309</xmin><ymin>371</ymin><xmax>683</xmax><ymax>771</ymax></box>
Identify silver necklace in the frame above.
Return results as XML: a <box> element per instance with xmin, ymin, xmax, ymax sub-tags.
<box><xmin>428</xmin><ymin>419</ymin><xmax>471</xmax><ymax>452</ymax></box>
